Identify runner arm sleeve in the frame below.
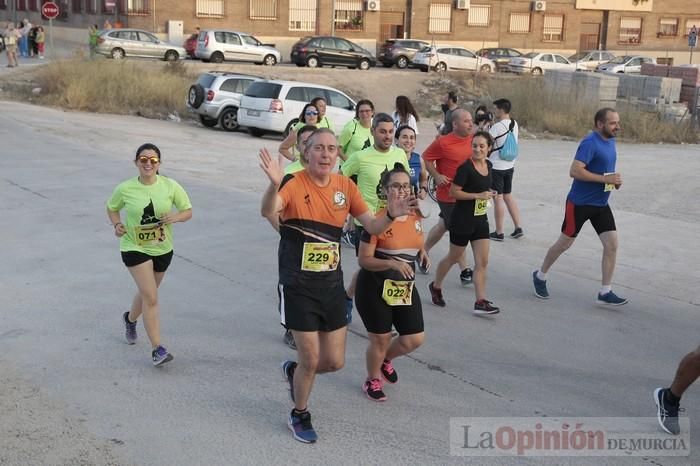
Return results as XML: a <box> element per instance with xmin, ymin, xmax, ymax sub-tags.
<box><xmin>357</xmin><ymin>234</ymin><xmax>393</xmax><ymax>272</ymax></box>
<box><xmin>106</xmin><ymin>185</ymin><xmax>125</xmax><ymax>212</ymax></box>
<box><xmin>340</xmin><ymin>152</ymin><xmax>359</xmax><ymax>177</ymax></box>
<box><xmin>449</xmin><ymin>165</ymin><xmax>477</xmax><ymax>200</ymax></box>
<box><xmin>172</xmin><ymin>181</ymin><xmax>193</xmax><ymax>211</ymax></box>
<box><xmin>569</xmin><ymin>160</ymin><xmax>607</xmax><ymax>184</ymax></box>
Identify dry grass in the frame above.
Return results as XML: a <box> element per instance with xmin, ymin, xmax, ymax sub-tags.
<box><xmin>477</xmin><ymin>75</ymin><xmax>698</xmax><ymax>144</ymax></box>
<box><xmin>29</xmin><ymin>59</ymin><xmax>194</xmax><ymax>118</ymax></box>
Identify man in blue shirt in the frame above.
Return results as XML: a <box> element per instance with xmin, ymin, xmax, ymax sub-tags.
<box><xmin>532</xmin><ymin>108</ymin><xmax>627</xmax><ymax>306</ymax></box>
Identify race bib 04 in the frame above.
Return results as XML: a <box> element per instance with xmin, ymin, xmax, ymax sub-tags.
<box><xmin>301</xmin><ymin>242</ymin><xmax>340</xmax><ymax>272</ymax></box>
<box><xmin>134</xmin><ymin>224</ymin><xmax>165</xmax><ymax>246</ymax></box>
<box><xmin>474</xmin><ymin>199</ymin><xmax>488</xmax><ymax>216</ymax></box>
<box><xmin>382</xmin><ymin>279</ymin><xmax>414</xmax><ymax>306</ymax></box>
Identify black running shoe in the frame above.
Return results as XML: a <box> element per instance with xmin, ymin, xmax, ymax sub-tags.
<box><xmin>381</xmin><ymin>359</ymin><xmax>398</xmax><ymax>384</ymax></box>
<box><xmin>489</xmin><ymin>232</ymin><xmax>504</xmax><ymax>242</ymax></box>
<box><xmin>654</xmin><ymin>387</ymin><xmax>681</xmax><ymax>435</ymax></box>
<box><xmin>362</xmin><ymin>378</ymin><xmax>387</xmax><ymax>402</ymax></box>
<box><xmin>460</xmin><ymin>268</ymin><xmax>473</xmax><ymax>286</ymax></box>
<box><xmin>510</xmin><ymin>227</ymin><xmax>524</xmax><ymax>239</ymax></box>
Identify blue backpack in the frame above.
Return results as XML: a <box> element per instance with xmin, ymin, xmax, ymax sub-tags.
<box><xmin>494</xmin><ymin>120</ymin><xmax>518</xmax><ymax>161</ymax></box>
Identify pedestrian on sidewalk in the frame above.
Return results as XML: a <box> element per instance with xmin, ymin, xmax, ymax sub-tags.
<box><xmin>35</xmin><ymin>26</ymin><xmax>45</xmax><ymax>59</ymax></box>
<box><xmin>88</xmin><ymin>24</ymin><xmax>99</xmax><ymax>59</ymax></box>
<box><xmin>3</xmin><ymin>23</ymin><xmax>20</xmax><ymax>68</ymax></box>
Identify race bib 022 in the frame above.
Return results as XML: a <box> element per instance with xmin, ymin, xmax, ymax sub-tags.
<box><xmin>382</xmin><ymin>279</ymin><xmax>414</xmax><ymax>306</ymax></box>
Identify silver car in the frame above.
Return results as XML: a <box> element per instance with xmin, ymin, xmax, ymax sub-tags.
<box><xmin>96</xmin><ymin>29</ymin><xmax>186</xmax><ymax>61</ymax></box>
<box><xmin>195</xmin><ymin>30</ymin><xmax>281</xmax><ymax>65</ymax></box>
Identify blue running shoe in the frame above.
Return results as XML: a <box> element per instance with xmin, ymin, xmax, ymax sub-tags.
<box><xmin>151</xmin><ymin>345</ymin><xmax>173</xmax><ymax>366</ymax></box>
<box><xmin>123</xmin><ymin>311</ymin><xmax>137</xmax><ymax>345</ymax></box>
<box><xmin>597</xmin><ymin>290</ymin><xmax>628</xmax><ymax>306</ymax></box>
<box><xmin>281</xmin><ymin>360</ymin><xmax>297</xmax><ymax>403</ymax></box>
<box><xmin>288</xmin><ymin>409</ymin><xmax>318</xmax><ymax>443</ymax></box>
<box><xmin>532</xmin><ymin>270</ymin><xmax>549</xmax><ymax>299</ymax></box>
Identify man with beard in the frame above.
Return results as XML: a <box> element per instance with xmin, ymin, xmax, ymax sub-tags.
<box><xmin>532</xmin><ymin>108</ymin><xmax>628</xmax><ymax>306</ymax></box>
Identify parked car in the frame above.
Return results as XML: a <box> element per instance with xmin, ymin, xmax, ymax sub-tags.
<box><xmin>186</xmin><ymin>72</ymin><xmax>259</xmax><ymax>131</ymax></box>
<box><xmin>595</xmin><ymin>55</ymin><xmax>655</xmax><ymax>74</ymax></box>
<box><xmin>195</xmin><ymin>30</ymin><xmax>280</xmax><ymax>65</ymax></box>
<box><xmin>507</xmin><ymin>52</ymin><xmax>576</xmax><ymax>74</ymax></box>
<box><xmin>412</xmin><ymin>46</ymin><xmax>496</xmax><ymax>73</ymax></box>
<box><xmin>569</xmin><ymin>50</ymin><xmax>616</xmax><ymax>71</ymax></box>
<box><xmin>377</xmin><ymin>38</ymin><xmax>430</xmax><ymax>69</ymax></box>
<box><xmin>476</xmin><ymin>47</ymin><xmax>523</xmax><ymax>71</ymax></box>
<box><xmin>96</xmin><ymin>29</ymin><xmax>186</xmax><ymax>61</ymax></box>
<box><xmin>237</xmin><ymin>79</ymin><xmax>356</xmax><ymax>137</ymax></box>
<box><xmin>183</xmin><ymin>34</ymin><xmax>198</xmax><ymax>59</ymax></box>
<box><xmin>290</xmin><ymin>36</ymin><xmax>376</xmax><ymax>70</ymax></box>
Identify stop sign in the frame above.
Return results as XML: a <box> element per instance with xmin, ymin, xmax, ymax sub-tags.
<box><xmin>42</xmin><ymin>1</ymin><xmax>60</xmax><ymax>19</ymax></box>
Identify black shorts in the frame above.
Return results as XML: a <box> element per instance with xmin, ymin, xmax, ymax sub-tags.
<box><xmin>491</xmin><ymin>168</ymin><xmax>514</xmax><ymax>195</ymax></box>
<box><xmin>278</xmin><ymin>282</ymin><xmax>348</xmax><ymax>332</ymax></box>
<box><xmin>438</xmin><ymin>201</ymin><xmax>456</xmax><ymax>228</ymax></box>
<box><xmin>355</xmin><ymin>270</ymin><xmax>424</xmax><ymax>335</ymax></box>
<box><xmin>121</xmin><ymin>250</ymin><xmax>173</xmax><ymax>272</ymax></box>
<box><xmin>561</xmin><ymin>200</ymin><xmax>616</xmax><ymax>238</ymax></box>
<box><xmin>354</xmin><ymin>225</ymin><xmax>365</xmax><ymax>256</ymax></box>
<box><xmin>449</xmin><ymin>221</ymin><xmax>490</xmax><ymax>247</ymax></box>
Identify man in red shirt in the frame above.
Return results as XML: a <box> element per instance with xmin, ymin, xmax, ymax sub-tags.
<box><xmin>421</xmin><ymin>109</ymin><xmax>475</xmax><ymax>288</ymax></box>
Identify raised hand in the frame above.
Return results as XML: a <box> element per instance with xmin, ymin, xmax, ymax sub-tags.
<box><xmin>259</xmin><ymin>147</ymin><xmax>284</xmax><ymax>186</ymax></box>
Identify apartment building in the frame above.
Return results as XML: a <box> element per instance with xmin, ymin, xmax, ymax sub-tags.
<box><xmin>2</xmin><ymin>1</ymin><xmax>698</xmax><ymax>63</ymax></box>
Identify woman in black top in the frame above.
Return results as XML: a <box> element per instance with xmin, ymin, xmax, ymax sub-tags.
<box><xmin>430</xmin><ymin>131</ymin><xmax>500</xmax><ymax>315</ymax></box>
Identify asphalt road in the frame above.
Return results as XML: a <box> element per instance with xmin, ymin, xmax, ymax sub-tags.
<box><xmin>0</xmin><ymin>102</ymin><xmax>698</xmax><ymax>465</ymax></box>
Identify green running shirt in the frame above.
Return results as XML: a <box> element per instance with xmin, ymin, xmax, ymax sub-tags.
<box><xmin>107</xmin><ymin>176</ymin><xmax>192</xmax><ymax>256</ymax></box>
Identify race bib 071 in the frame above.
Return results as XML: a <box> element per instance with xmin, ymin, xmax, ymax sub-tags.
<box><xmin>134</xmin><ymin>224</ymin><xmax>165</xmax><ymax>246</ymax></box>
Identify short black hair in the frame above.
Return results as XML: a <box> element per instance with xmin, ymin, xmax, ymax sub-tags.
<box><xmin>447</xmin><ymin>91</ymin><xmax>458</xmax><ymax>104</ymax></box>
<box><xmin>372</xmin><ymin>112</ymin><xmax>394</xmax><ymax>130</ymax></box>
<box><xmin>594</xmin><ymin>107</ymin><xmax>617</xmax><ymax>126</ymax></box>
<box><xmin>493</xmin><ymin>98</ymin><xmax>511</xmax><ymax>113</ymax></box>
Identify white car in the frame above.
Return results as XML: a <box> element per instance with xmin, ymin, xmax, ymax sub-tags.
<box><xmin>595</xmin><ymin>55</ymin><xmax>656</xmax><ymax>74</ymax></box>
<box><xmin>569</xmin><ymin>50</ymin><xmax>616</xmax><ymax>71</ymax></box>
<box><xmin>237</xmin><ymin>80</ymin><xmax>356</xmax><ymax>137</ymax></box>
<box><xmin>412</xmin><ymin>46</ymin><xmax>496</xmax><ymax>73</ymax></box>
<box><xmin>508</xmin><ymin>52</ymin><xmax>576</xmax><ymax>74</ymax></box>
<box><xmin>195</xmin><ymin>29</ymin><xmax>281</xmax><ymax>65</ymax></box>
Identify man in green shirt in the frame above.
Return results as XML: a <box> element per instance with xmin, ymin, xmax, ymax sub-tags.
<box><xmin>341</xmin><ymin>113</ymin><xmax>410</xmax><ymax>315</ymax></box>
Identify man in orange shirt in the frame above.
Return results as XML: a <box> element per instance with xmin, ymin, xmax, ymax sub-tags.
<box><xmin>421</xmin><ymin>109</ymin><xmax>475</xmax><ymax>292</ymax></box>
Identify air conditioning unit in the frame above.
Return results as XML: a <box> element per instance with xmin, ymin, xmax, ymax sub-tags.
<box><xmin>366</xmin><ymin>0</ymin><xmax>380</xmax><ymax>12</ymax></box>
<box><xmin>455</xmin><ymin>0</ymin><xmax>470</xmax><ymax>9</ymax></box>
<box><xmin>533</xmin><ymin>1</ymin><xmax>546</xmax><ymax>12</ymax></box>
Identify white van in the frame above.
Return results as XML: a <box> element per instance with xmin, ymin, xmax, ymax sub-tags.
<box><xmin>237</xmin><ymin>80</ymin><xmax>357</xmax><ymax>137</ymax></box>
